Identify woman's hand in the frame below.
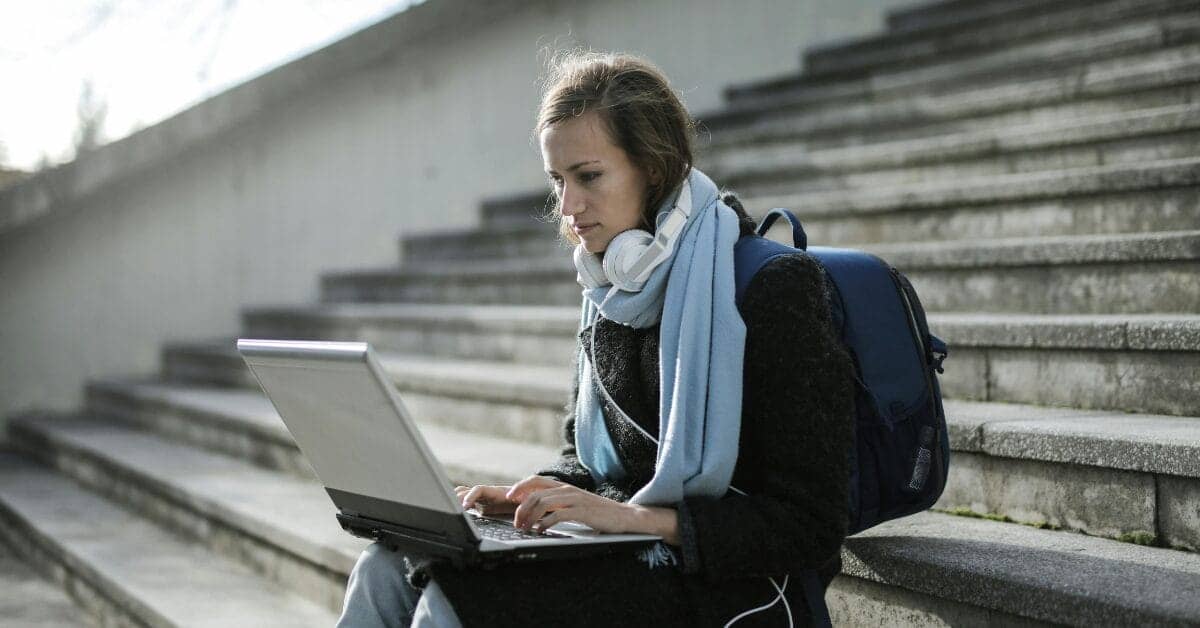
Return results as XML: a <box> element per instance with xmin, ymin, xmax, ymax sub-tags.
<box><xmin>506</xmin><ymin>475</ymin><xmax>680</xmax><ymax>544</ymax></box>
<box><xmin>455</xmin><ymin>476</ymin><xmax>566</xmax><ymax>517</ymax></box>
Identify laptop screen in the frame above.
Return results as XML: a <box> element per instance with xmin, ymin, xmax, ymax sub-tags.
<box><xmin>238</xmin><ymin>340</ymin><xmax>461</xmax><ymax>516</ymax></box>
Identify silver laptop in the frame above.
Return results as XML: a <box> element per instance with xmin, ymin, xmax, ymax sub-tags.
<box><xmin>235</xmin><ymin>338</ymin><xmax>660</xmax><ymax>567</ymax></box>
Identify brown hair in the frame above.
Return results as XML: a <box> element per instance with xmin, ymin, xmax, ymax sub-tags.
<box><xmin>533</xmin><ymin>49</ymin><xmax>696</xmax><ymax>247</ymax></box>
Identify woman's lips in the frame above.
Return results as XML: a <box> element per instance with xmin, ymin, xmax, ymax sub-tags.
<box><xmin>574</xmin><ymin>223</ymin><xmax>598</xmax><ymax>235</ymax></box>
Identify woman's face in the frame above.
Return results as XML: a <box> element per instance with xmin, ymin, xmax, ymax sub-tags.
<box><xmin>540</xmin><ymin>112</ymin><xmax>657</xmax><ymax>254</ymax></box>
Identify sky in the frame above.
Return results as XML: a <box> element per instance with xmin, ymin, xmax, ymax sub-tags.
<box><xmin>0</xmin><ymin>0</ymin><xmax>423</xmax><ymax>172</ymax></box>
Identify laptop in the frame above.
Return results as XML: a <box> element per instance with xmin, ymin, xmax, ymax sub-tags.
<box><xmin>235</xmin><ymin>338</ymin><xmax>661</xmax><ymax>568</ymax></box>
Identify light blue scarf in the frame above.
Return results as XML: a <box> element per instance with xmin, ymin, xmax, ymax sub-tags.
<box><xmin>573</xmin><ymin>166</ymin><xmax>747</xmax><ymax>567</ymax></box>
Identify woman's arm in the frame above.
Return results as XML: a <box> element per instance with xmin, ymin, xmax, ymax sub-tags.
<box><xmin>676</xmin><ymin>253</ymin><xmax>856</xmax><ymax>581</ymax></box>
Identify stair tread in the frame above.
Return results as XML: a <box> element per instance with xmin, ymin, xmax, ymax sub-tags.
<box><xmin>241</xmin><ymin>303</ymin><xmax>1200</xmax><ymax>350</ymax></box>
<box><xmin>245</xmin><ymin>302</ymin><xmax>579</xmax><ymax>333</ymax></box>
<box><xmin>745</xmin><ymin>156</ymin><xmax>1200</xmax><ymax>216</ymax></box>
<box><xmin>15</xmin><ymin>414</ymin><xmax>557</xmax><ymax>574</ymax></box>
<box><xmin>845</xmin><ymin>511</ymin><xmax>1200</xmax><ymax>625</ymax></box>
<box><xmin>348</xmin><ymin>229</ymin><xmax>1200</xmax><ymax>276</ymax></box>
<box><xmin>249</xmin><ymin>297</ymin><xmax>1200</xmax><ymax>356</ymax></box>
<box><xmin>16</xmin><ymin>416</ymin><xmax>368</xmax><ymax>574</ymax></box>
<box><xmin>89</xmin><ymin>377</ymin><xmax>562</xmax><ymax>479</ymax></box>
<box><xmin>796</xmin><ymin>0</ymin><xmax>1171</xmax><ymax>61</ymax></box>
<box><xmin>227</xmin><ymin>310</ymin><xmax>1200</xmax><ymax>356</ymax></box>
<box><xmin>945</xmin><ymin>399</ymin><xmax>1200</xmax><ymax>476</ymax></box>
<box><xmin>166</xmin><ymin>340</ymin><xmax>574</xmax><ymax>402</ymax></box>
<box><xmin>700</xmin><ymin>40</ymin><xmax>1200</xmax><ymax>132</ymax></box>
<box><xmin>0</xmin><ymin>538</ymin><xmax>91</xmax><ymax>627</ymax></box>
<box><xmin>90</xmin><ymin>377</ymin><xmax>1200</xmax><ymax>480</ymax></box>
<box><xmin>930</xmin><ymin>312</ymin><xmax>1200</xmax><ymax>350</ymax></box>
<box><xmin>0</xmin><ymin>452</ymin><xmax>338</xmax><ymax>627</ymax></box>
<box><xmin>710</xmin><ymin>102</ymin><xmax>1200</xmax><ymax>172</ymax></box>
<box><xmin>12</xmin><ymin>416</ymin><xmax>1200</xmax><ymax>625</ymax></box>
<box><xmin>735</xmin><ymin>8</ymin><xmax>1187</xmax><ymax>107</ymax></box>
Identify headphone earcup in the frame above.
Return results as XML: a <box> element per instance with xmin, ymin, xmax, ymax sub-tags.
<box><xmin>573</xmin><ymin>245</ymin><xmax>610</xmax><ymax>289</ymax></box>
<box><xmin>603</xmin><ymin>229</ymin><xmax>656</xmax><ymax>291</ymax></box>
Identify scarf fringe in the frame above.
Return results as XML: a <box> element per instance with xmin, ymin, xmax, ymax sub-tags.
<box><xmin>636</xmin><ymin>541</ymin><xmax>679</xmax><ymax>569</ymax></box>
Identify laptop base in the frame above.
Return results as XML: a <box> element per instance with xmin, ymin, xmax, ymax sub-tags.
<box><xmin>336</xmin><ymin>512</ymin><xmax>660</xmax><ymax>569</ymax></box>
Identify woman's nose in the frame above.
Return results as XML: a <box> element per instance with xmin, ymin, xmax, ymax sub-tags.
<box><xmin>559</xmin><ymin>186</ymin><xmax>583</xmax><ymax>216</ymax></box>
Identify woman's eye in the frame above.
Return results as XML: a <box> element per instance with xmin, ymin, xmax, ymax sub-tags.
<box><xmin>548</xmin><ymin>173</ymin><xmax>598</xmax><ymax>189</ymax></box>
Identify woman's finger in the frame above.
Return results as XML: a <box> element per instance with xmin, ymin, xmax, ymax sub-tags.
<box><xmin>506</xmin><ymin>475</ymin><xmax>564</xmax><ymax>502</ymax></box>
<box><xmin>513</xmin><ymin>487</ymin><xmax>575</xmax><ymax>529</ymax></box>
<box><xmin>462</xmin><ymin>485</ymin><xmax>489</xmax><ymax>509</ymax></box>
<box><xmin>532</xmin><ymin>509</ymin><xmax>567</xmax><ymax>533</ymax></box>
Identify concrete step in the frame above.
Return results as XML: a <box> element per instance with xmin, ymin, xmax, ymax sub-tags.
<box><xmin>886</xmin><ymin>0</ymin><xmax>1068</xmax><ymax>34</ymax></box>
<box><xmin>745</xmin><ymin>173</ymin><xmax>1199</xmax><ymax>247</ymax></box>
<box><xmin>43</xmin><ymin>415</ymin><xmax>356</xmax><ymax>612</ymax></box>
<box><xmin>725</xmin><ymin>3</ymin><xmax>1200</xmax><ymax>114</ymax></box>
<box><xmin>0</xmin><ymin>450</ymin><xmax>337</xmax><ymax>627</ymax></box>
<box><xmin>6</xmin><ymin>413</ymin><xmax>366</xmax><ymax>616</ymax></box>
<box><xmin>161</xmin><ymin>341</ymin><xmax>573</xmax><ymax>447</ymax></box>
<box><xmin>707</xmin><ymin>103</ymin><xmax>1200</xmax><ymax>195</ymax></box>
<box><xmin>82</xmin><ymin>378</ymin><xmax>560</xmax><ymax>486</ymax></box>
<box><xmin>8</xmin><ymin>411</ymin><xmax>1199</xmax><ymax>625</ymax></box>
<box><xmin>479</xmin><ymin>190</ymin><xmax>554</xmax><ymax>229</ymax></box>
<box><xmin>795</xmin><ymin>0</ymin><xmax>1197</xmax><ymax>82</ymax></box>
<box><xmin>319</xmin><ymin>254</ymin><xmax>579</xmax><ymax>305</ymax></box>
<box><xmin>830</xmin><ymin>510</ymin><xmax>1200</xmax><ymax>626</ymax></box>
<box><xmin>161</xmin><ymin>339</ymin><xmax>253</xmax><ymax>387</ymax></box>
<box><xmin>245</xmin><ymin>306</ymin><xmax>1200</xmax><ymax>418</ymax></box>
<box><xmin>737</xmin><ymin>156</ymin><xmax>1200</xmax><ymax>225</ymax></box>
<box><xmin>409</xmin><ymin>115</ymin><xmax>1200</xmax><ymax>257</ymax></box>
<box><xmin>939</xmin><ymin>400</ymin><xmax>1200</xmax><ymax>550</ymax></box>
<box><xmin>866</xmin><ymin>230</ymin><xmax>1200</xmax><ymax>314</ymax></box>
<box><xmin>324</xmin><ymin>230</ymin><xmax>1200</xmax><ymax>314</ymax></box>
<box><xmin>166</xmin><ymin>306</ymin><xmax>1200</xmax><ymax>430</ymax></box>
<box><xmin>241</xmin><ymin>302</ymin><xmax>579</xmax><ymax>367</ymax></box>
<box><xmin>400</xmin><ymin>222</ymin><xmax>565</xmax><ymax>265</ymax></box>
<box><xmin>698</xmin><ymin>41</ymin><xmax>1200</xmax><ymax>150</ymax></box>
<box><xmin>77</xmin><ymin>375</ymin><xmax>1200</xmax><ymax>552</ymax></box>
<box><xmin>0</xmin><ymin>533</ymin><xmax>91</xmax><ymax>627</ymax></box>
<box><xmin>935</xmin><ymin>312</ymin><xmax>1200</xmax><ymax>416</ymax></box>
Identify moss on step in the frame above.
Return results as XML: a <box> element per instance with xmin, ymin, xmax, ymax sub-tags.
<box><xmin>932</xmin><ymin>508</ymin><xmax>1199</xmax><ymax>553</ymax></box>
<box><xmin>1116</xmin><ymin>531</ymin><xmax>1158</xmax><ymax>547</ymax></box>
<box><xmin>934</xmin><ymin>506</ymin><xmax>1061</xmax><ymax>531</ymax></box>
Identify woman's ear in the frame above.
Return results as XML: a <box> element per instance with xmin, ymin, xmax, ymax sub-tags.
<box><xmin>648</xmin><ymin>166</ymin><xmax>663</xmax><ymax>187</ymax></box>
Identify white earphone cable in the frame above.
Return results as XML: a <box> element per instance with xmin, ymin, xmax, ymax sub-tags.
<box><xmin>587</xmin><ymin>332</ymin><xmax>793</xmax><ymax>627</ymax></box>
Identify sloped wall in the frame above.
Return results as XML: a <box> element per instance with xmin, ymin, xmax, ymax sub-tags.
<box><xmin>0</xmin><ymin>0</ymin><xmax>911</xmax><ymax>421</ymax></box>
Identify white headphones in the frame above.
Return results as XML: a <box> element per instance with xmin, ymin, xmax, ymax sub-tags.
<box><xmin>573</xmin><ymin>176</ymin><xmax>693</xmax><ymax>293</ymax></box>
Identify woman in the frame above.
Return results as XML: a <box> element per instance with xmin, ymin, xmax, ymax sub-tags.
<box><xmin>337</xmin><ymin>50</ymin><xmax>856</xmax><ymax>627</ymax></box>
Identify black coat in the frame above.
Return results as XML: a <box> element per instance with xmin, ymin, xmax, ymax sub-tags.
<box><xmin>412</xmin><ymin>249</ymin><xmax>857</xmax><ymax>627</ymax></box>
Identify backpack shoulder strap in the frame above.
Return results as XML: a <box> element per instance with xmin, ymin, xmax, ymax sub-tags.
<box><xmin>734</xmin><ymin>207</ymin><xmax>810</xmax><ymax>307</ymax></box>
<box><xmin>733</xmin><ymin>234</ymin><xmax>798</xmax><ymax>308</ymax></box>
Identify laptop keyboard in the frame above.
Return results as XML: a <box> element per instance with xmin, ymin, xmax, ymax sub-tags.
<box><xmin>473</xmin><ymin>516</ymin><xmax>569</xmax><ymax>541</ymax></box>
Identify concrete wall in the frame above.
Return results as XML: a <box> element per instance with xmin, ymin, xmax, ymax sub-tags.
<box><xmin>0</xmin><ymin>0</ymin><xmax>912</xmax><ymax>422</ymax></box>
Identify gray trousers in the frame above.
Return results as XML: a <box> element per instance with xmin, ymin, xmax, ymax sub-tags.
<box><xmin>336</xmin><ymin>542</ymin><xmax>464</xmax><ymax>628</ymax></box>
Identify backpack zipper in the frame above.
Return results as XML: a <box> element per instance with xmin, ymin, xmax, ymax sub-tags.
<box><xmin>884</xmin><ymin>263</ymin><xmax>936</xmax><ymax>402</ymax></box>
<box><xmin>887</xmin><ymin>264</ymin><xmax>946</xmax><ymax>495</ymax></box>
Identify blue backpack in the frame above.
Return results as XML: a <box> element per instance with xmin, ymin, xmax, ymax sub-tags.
<box><xmin>733</xmin><ymin>208</ymin><xmax>950</xmax><ymax>626</ymax></box>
